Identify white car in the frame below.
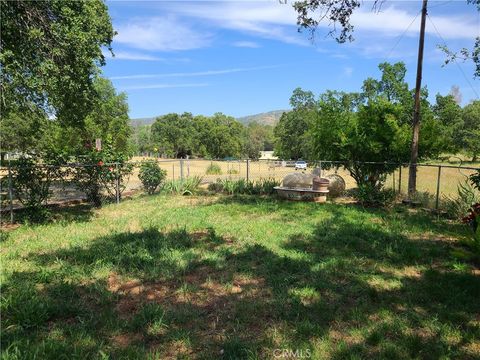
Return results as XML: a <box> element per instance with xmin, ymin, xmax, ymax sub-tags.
<box><xmin>294</xmin><ymin>161</ymin><xmax>307</xmax><ymax>170</ymax></box>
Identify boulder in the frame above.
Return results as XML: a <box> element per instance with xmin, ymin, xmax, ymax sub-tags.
<box><xmin>282</xmin><ymin>173</ymin><xmax>315</xmax><ymax>189</ymax></box>
<box><xmin>324</xmin><ymin>174</ymin><xmax>346</xmax><ymax>197</ymax></box>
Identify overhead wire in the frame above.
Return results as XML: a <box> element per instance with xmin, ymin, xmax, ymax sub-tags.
<box><xmin>426</xmin><ymin>13</ymin><xmax>479</xmax><ymax>99</ymax></box>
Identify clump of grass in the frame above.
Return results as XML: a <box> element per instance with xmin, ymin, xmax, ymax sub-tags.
<box><xmin>163</xmin><ymin>176</ymin><xmax>202</xmax><ymax>195</ymax></box>
<box><xmin>227</xmin><ymin>168</ymin><xmax>239</xmax><ymax>175</ymax></box>
<box><xmin>208</xmin><ymin>178</ymin><xmax>280</xmax><ymax>195</ymax></box>
<box><xmin>206</xmin><ymin>163</ymin><xmax>222</xmax><ymax>175</ymax></box>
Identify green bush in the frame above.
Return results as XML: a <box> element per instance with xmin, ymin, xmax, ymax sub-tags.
<box><xmin>354</xmin><ymin>183</ymin><xmax>396</xmax><ymax>207</ymax></box>
<box><xmin>71</xmin><ymin>146</ymin><xmax>132</xmax><ymax>207</ymax></box>
<box><xmin>444</xmin><ymin>180</ymin><xmax>480</xmax><ymax>219</ymax></box>
<box><xmin>138</xmin><ymin>160</ymin><xmax>166</xmax><ymax>194</ymax></box>
<box><xmin>227</xmin><ymin>168</ymin><xmax>239</xmax><ymax>175</ymax></box>
<box><xmin>163</xmin><ymin>176</ymin><xmax>202</xmax><ymax>195</ymax></box>
<box><xmin>470</xmin><ymin>170</ymin><xmax>480</xmax><ymax>191</ymax></box>
<box><xmin>206</xmin><ymin>163</ymin><xmax>222</xmax><ymax>175</ymax></box>
<box><xmin>9</xmin><ymin>156</ymin><xmax>59</xmax><ymax>222</ymax></box>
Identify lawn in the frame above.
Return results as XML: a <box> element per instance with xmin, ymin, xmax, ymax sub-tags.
<box><xmin>1</xmin><ymin>194</ymin><xmax>479</xmax><ymax>359</ymax></box>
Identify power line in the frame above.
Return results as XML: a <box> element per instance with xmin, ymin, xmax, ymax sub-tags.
<box><xmin>427</xmin><ymin>13</ymin><xmax>479</xmax><ymax>99</ymax></box>
<box><xmin>386</xmin><ymin>9</ymin><xmax>421</xmax><ymax>59</ymax></box>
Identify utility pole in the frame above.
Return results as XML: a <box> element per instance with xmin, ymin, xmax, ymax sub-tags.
<box><xmin>408</xmin><ymin>0</ymin><xmax>428</xmax><ymax>198</ymax></box>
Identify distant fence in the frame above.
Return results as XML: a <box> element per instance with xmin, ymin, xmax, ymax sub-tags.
<box><xmin>1</xmin><ymin>158</ymin><xmax>478</xmax><ymax>224</ymax></box>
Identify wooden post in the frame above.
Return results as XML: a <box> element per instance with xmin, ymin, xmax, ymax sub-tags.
<box><xmin>435</xmin><ymin>166</ymin><xmax>442</xmax><ymax>210</ymax></box>
<box><xmin>398</xmin><ymin>166</ymin><xmax>402</xmax><ymax>194</ymax></box>
<box><xmin>115</xmin><ymin>162</ymin><xmax>120</xmax><ymax>204</ymax></box>
<box><xmin>408</xmin><ymin>0</ymin><xmax>428</xmax><ymax>198</ymax></box>
<box><xmin>180</xmin><ymin>159</ymin><xmax>184</xmax><ymax>180</ymax></box>
<box><xmin>8</xmin><ymin>158</ymin><xmax>14</xmax><ymax>223</ymax></box>
<box><xmin>246</xmin><ymin>159</ymin><xmax>250</xmax><ymax>182</ymax></box>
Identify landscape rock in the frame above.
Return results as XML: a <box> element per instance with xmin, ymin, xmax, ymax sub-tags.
<box><xmin>324</xmin><ymin>174</ymin><xmax>346</xmax><ymax>197</ymax></box>
<box><xmin>282</xmin><ymin>173</ymin><xmax>315</xmax><ymax>189</ymax></box>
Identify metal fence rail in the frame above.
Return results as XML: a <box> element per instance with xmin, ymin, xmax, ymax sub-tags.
<box><xmin>1</xmin><ymin>158</ymin><xmax>479</xmax><ymax>224</ymax></box>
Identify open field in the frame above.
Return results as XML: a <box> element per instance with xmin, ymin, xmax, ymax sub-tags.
<box><xmin>1</xmin><ymin>194</ymin><xmax>479</xmax><ymax>359</ymax></box>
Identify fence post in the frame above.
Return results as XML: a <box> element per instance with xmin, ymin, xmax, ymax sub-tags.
<box><xmin>115</xmin><ymin>162</ymin><xmax>120</xmax><ymax>204</ymax></box>
<box><xmin>180</xmin><ymin>159</ymin><xmax>184</xmax><ymax>180</ymax></box>
<box><xmin>172</xmin><ymin>164</ymin><xmax>175</xmax><ymax>180</ymax></box>
<box><xmin>246</xmin><ymin>159</ymin><xmax>250</xmax><ymax>182</ymax></box>
<box><xmin>435</xmin><ymin>165</ymin><xmax>442</xmax><ymax>210</ymax></box>
<box><xmin>319</xmin><ymin>161</ymin><xmax>322</xmax><ymax>178</ymax></box>
<box><xmin>187</xmin><ymin>159</ymin><xmax>190</xmax><ymax>177</ymax></box>
<box><xmin>7</xmin><ymin>158</ymin><xmax>14</xmax><ymax>223</ymax></box>
<box><xmin>398</xmin><ymin>166</ymin><xmax>402</xmax><ymax>194</ymax></box>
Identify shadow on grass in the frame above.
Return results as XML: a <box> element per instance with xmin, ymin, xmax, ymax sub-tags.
<box><xmin>2</xmin><ymin>204</ymin><xmax>479</xmax><ymax>359</ymax></box>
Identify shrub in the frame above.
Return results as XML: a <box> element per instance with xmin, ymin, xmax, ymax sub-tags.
<box><xmin>139</xmin><ymin>160</ymin><xmax>166</xmax><ymax>194</ymax></box>
<box><xmin>462</xmin><ymin>203</ymin><xmax>480</xmax><ymax>260</ymax></box>
<box><xmin>227</xmin><ymin>168</ymin><xmax>239</xmax><ymax>175</ymax></box>
<box><xmin>354</xmin><ymin>183</ymin><xmax>396</xmax><ymax>207</ymax></box>
<box><xmin>206</xmin><ymin>163</ymin><xmax>222</xmax><ymax>175</ymax></box>
<box><xmin>9</xmin><ymin>156</ymin><xmax>60</xmax><ymax>222</ymax></box>
<box><xmin>163</xmin><ymin>176</ymin><xmax>202</xmax><ymax>195</ymax></box>
<box><xmin>470</xmin><ymin>170</ymin><xmax>480</xmax><ymax>191</ymax></box>
<box><xmin>71</xmin><ymin>147</ymin><xmax>132</xmax><ymax>207</ymax></box>
<box><xmin>207</xmin><ymin>178</ymin><xmax>280</xmax><ymax>196</ymax></box>
<box><xmin>255</xmin><ymin>178</ymin><xmax>280</xmax><ymax>195</ymax></box>
<box><xmin>444</xmin><ymin>180</ymin><xmax>480</xmax><ymax>219</ymax></box>
<box><xmin>207</xmin><ymin>180</ymin><xmax>224</xmax><ymax>193</ymax></box>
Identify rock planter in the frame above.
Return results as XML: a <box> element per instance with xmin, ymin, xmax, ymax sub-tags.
<box><xmin>313</xmin><ymin>177</ymin><xmax>329</xmax><ymax>191</ymax></box>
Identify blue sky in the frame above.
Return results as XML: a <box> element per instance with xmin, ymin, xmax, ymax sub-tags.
<box><xmin>102</xmin><ymin>0</ymin><xmax>480</xmax><ymax>119</ymax></box>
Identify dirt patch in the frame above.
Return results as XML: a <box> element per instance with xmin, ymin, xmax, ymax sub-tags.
<box><xmin>111</xmin><ymin>333</ymin><xmax>143</xmax><ymax>349</ymax></box>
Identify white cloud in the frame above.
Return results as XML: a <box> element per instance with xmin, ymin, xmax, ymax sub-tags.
<box><xmin>343</xmin><ymin>66</ymin><xmax>353</xmax><ymax>77</ymax></box>
<box><xmin>233</xmin><ymin>41</ymin><xmax>261</xmax><ymax>48</ymax></box>
<box><xmin>351</xmin><ymin>5</ymin><xmax>478</xmax><ymax>40</ymax></box>
<box><xmin>118</xmin><ymin>83</ymin><xmax>209</xmax><ymax>91</ymax></box>
<box><xmin>115</xmin><ymin>16</ymin><xmax>212</xmax><ymax>51</ymax></box>
<box><xmin>110</xmin><ymin>65</ymin><xmax>281</xmax><ymax>80</ymax></box>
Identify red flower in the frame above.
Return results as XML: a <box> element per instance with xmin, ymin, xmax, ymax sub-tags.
<box><xmin>109</xmin><ymin>167</ymin><xmax>113</xmax><ymax>172</ymax></box>
<box><xmin>98</xmin><ymin>161</ymin><xmax>104</xmax><ymax>166</ymax></box>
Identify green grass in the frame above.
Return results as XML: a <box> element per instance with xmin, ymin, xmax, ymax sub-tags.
<box><xmin>1</xmin><ymin>194</ymin><xmax>479</xmax><ymax>359</ymax></box>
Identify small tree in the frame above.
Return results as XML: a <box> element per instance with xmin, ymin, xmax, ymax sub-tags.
<box><xmin>10</xmin><ymin>156</ymin><xmax>61</xmax><ymax>221</ymax></box>
<box><xmin>138</xmin><ymin>160</ymin><xmax>166</xmax><ymax>194</ymax></box>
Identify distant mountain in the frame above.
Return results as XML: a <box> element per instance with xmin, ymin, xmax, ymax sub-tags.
<box><xmin>131</xmin><ymin>117</ymin><xmax>156</xmax><ymax>127</ymax></box>
<box><xmin>130</xmin><ymin>110</ymin><xmax>288</xmax><ymax>127</ymax></box>
<box><xmin>236</xmin><ymin>110</ymin><xmax>288</xmax><ymax>126</ymax></box>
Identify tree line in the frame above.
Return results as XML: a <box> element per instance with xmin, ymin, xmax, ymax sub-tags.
<box><xmin>275</xmin><ymin>62</ymin><xmax>480</xmax><ymax>165</ymax></box>
<box><xmin>130</xmin><ymin>114</ymin><xmax>274</xmax><ymax>160</ymax></box>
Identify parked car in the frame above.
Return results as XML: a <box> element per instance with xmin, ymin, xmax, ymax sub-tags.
<box><xmin>294</xmin><ymin>160</ymin><xmax>307</xmax><ymax>170</ymax></box>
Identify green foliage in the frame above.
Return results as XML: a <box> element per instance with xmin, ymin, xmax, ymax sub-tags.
<box><xmin>9</xmin><ymin>156</ymin><xmax>60</xmax><ymax>221</ymax></box>
<box><xmin>0</xmin><ymin>0</ymin><xmax>115</xmax><ymax>126</ymax></box>
<box><xmin>71</xmin><ymin>145</ymin><xmax>132</xmax><ymax>207</ymax></box>
<box><xmin>138</xmin><ymin>160</ymin><xmax>167</xmax><ymax>194</ymax></box>
<box><xmin>206</xmin><ymin>163</ymin><xmax>222</xmax><ymax>175</ymax></box>
<box><xmin>444</xmin><ymin>180</ymin><xmax>480</xmax><ymax>219</ymax></box>
<box><xmin>208</xmin><ymin>178</ymin><xmax>280</xmax><ymax>195</ymax></box>
<box><xmin>353</xmin><ymin>183</ymin><xmax>397</xmax><ymax>207</ymax></box>
<box><xmin>163</xmin><ymin>176</ymin><xmax>203</xmax><ymax>195</ymax></box>
<box><xmin>460</xmin><ymin>101</ymin><xmax>480</xmax><ymax>161</ymax></box>
<box><xmin>470</xmin><ymin>170</ymin><xmax>480</xmax><ymax>190</ymax></box>
<box><xmin>432</xmin><ymin>94</ymin><xmax>463</xmax><ymax>153</ymax></box>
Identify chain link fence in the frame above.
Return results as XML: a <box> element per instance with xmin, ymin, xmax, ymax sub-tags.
<box><xmin>1</xmin><ymin>158</ymin><xmax>478</xmax><ymax>224</ymax></box>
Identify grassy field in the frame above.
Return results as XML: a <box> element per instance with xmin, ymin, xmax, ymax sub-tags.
<box><xmin>1</xmin><ymin>194</ymin><xmax>479</xmax><ymax>359</ymax></box>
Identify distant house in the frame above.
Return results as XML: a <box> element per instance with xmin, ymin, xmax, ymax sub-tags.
<box><xmin>259</xmin><ymin>151</ymin><xmax>278</xmax><ymax>160</ymax></box>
